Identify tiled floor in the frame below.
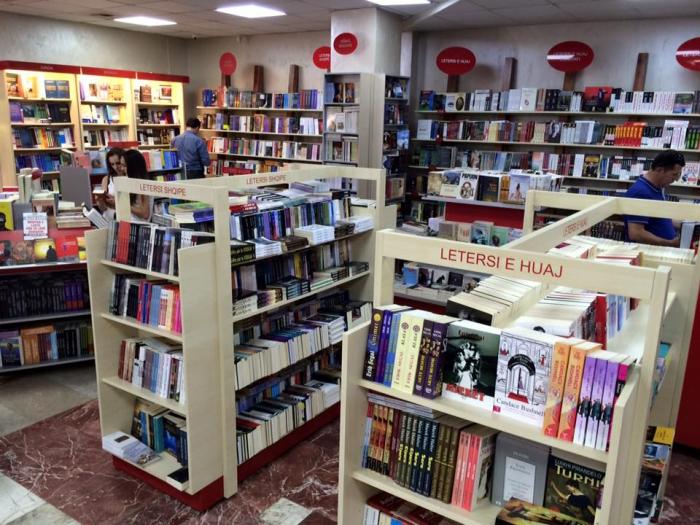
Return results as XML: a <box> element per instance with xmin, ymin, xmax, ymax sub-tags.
<box><xmin>0</xmin><ymin>362</ymin><xmax>698</xmax><ymax>524</ymax></box>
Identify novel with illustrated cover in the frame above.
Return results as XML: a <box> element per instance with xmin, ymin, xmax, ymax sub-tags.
<box><xmin>544</xmin><ymin>452</ymin><xmax>604</xmax><ymax>525</ymax></box>
<box><xmin>458</xmin><ymin>172</ymin><xmax>479</xmax><ymax>200</ymax></box>
<box><xmin>441</xmin><ymin>320</ymin><xmax>500</xmax><ymax>411</ymax></box>
<box><xmin>495</xmin><ymin>498</ymin><xmax>587</xmax><ymax>525</ymax></box>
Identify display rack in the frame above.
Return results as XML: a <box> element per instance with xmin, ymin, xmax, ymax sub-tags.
<box><xmin>132</xmin><ymin>76</ymin><xmax>185</xmax><ymax>148</ymax></box>
<box><xmin>338</xmin><ymin>191</ymin><xmax>700</xmax><ymax>524</ymax></box>
<box><xmin>86</xmin><ymin>165</ymin><xmax>396</xmax><ymax>509</ymax></box>
<box><xmin>382</xmin><ymin>75</ymin><xmax>410</xmax><ymax>206</ymax></box>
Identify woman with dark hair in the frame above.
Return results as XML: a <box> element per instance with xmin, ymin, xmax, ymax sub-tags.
<box><xmin>123</xmin><ymin>149</ymin><xmax>151</xmax><ymax>221</ymax></box>
<box><xmin>97</xmin><ymin>147</ymin><xmax>126</xmax><ymax>218</ymax></box>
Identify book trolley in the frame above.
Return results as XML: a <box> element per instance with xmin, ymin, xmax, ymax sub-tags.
<box><xmin>338</xmin><ymin>190</ymin><xmax>700</xmax><ymax>524</ymax></box>
<box><xmin>85</xmin><ymin>165</ymin><xmax>396</xmax><ymax>509</ymax></box>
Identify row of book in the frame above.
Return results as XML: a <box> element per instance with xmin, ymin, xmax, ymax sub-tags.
<box><xmin>326</xmin><ymin>107</ymin><xmax>359</xmax><ymax>134</ymax></box>
<box><xmin>0</xmin><ymin>272</ymin><xmax>88</xmax><ymax>318</ymax></box>
<box><xmin>109</xmin><ymin>274</ymin><xmax>182</xmax><ymax>334</ymax></box>
<box><xmin>324</xmin><ymin>81</ymin><xmax>357</xmax><ymax>104</ymax></box>
<box><xmin>201</xmin><ymin>113</ymin><xmax>322</xmax><ymax>136</ymax></box>
<box><xmin>81</xmin><ymin>103</ymin><xmax>123</xmax><ymax>124</ymax></box>
<box><xmin>12</xmin><ymin>127</ymin><xmax>75</xmax><ymax>149</ymax></box>
<box><xmin>419</xmin><ymin>87</ymin><xmax>700</xmax><ymax>115</ymax></box>
<box><xmin>413</xmin><ymin>145</ymin><xmax>700</xmax><ymax>183</ymax></box>
<box><xmin>83</xmin><ymin>128</ymin><xmax>129</xmax><ymax>148</ymax></box>
<box><xmin>416</xmin><ymin>117</ymin><xmax>700</xmax><ymax>151</ymax></box>
<box><xmin>573</xmin><ymin>234</ymin><xmax>695</xmax><ymax>265</ymax></box>
<box><xmin>362</xmin><ymin>492</ymin><xmax>459</xmax><ymax>525</ymax></box>
<box><xmin>137</xmin><ymin>128</ymin><xmax>177</xmax><ymax>147</ymax></box>
<box><xmin>5</xmin><ymin>73</ymin><xmax>71</xmax><ymax>99</ymax></box>
<box><xmin>117</xmin><ymin>337</ymin><xmax>185</xmax><ymax>403</ymax></box>
<box><xmin>14</xmin><ymin>152</ymin><xmax>65</xmax><ymax>172</ymax></box>
<box><xmin>236</xmin><ymin>376</ymin><xmax>339</xmax><ymax>465</ymax></box>
<box><xmin>0</xmin><ymin>322</ymin><xmax>93</xmax><ymax>367</ymax></box>
<box><xmin>361</xmin><ymin>393</ymin><xmax>604</xmax><ymax>523</ymax></box>
<box><xmin>433</xmin><ymin>217</ymin><xmax>523</xmax><ymax>247</ymax></box>
<box><xmin>208</xmin><ymin>158</ymin><xmax>284</xmax><ymax>176</ymax></box>
<box><xmin>143</xmin><ymin>149</ymin><xmax>181</xmax><ymax>171</ymax></box>
<box><xmin>325</xmin><ymin>134</ymin><xmax>359</xmax><ymax>163</ymax></box>
<box><xmin>131</xmin><ymin>399</ymin><xmax>188</xmax><ymax>467</ymax></box>
<box><xmin>105</xmin><ymin>221</ymin><xmax>214</xmax><ymax>276</ymax></box>
<box><xmin>10</xmin><ymin>101</ymin><xmax>71</xmax><ymax>123</ymax></box>
<box><xmin>201</xmin><ymin>87</ymin><xmax>321</xmax><ymax>110</ymax></box>
<box><xmin>137</xmin><ymin>108</ymin><xmax>179</xmax><ymax>126</ymax></box>
<box><xmin>207</xmin><ymin>137</ymin><xmax>321</xmax><ymax>161</ymax></box>
<box><xmin>137</xmin><ymin>84</ymin><xmax>175</xmax><ymax>104</ymax></box>
<box><xmin>427</xmin><ymin>169</ymin><xmax>562</xmax><ymax>204</ymax></box>
<box><xmin>79</xmin><ymin>79</ymin><xmax>124</xmax><ymax>103</ymax></box>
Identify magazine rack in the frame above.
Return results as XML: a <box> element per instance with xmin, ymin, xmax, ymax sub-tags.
<box><xmin>338</xmin><ymin>191</ymin><xmax>700</xmax><ymax>524</ymax></box>
<box><xmin>87</xmin><ymin>165</ymin><xmax>396</xmax><ymax>509</ymax></box>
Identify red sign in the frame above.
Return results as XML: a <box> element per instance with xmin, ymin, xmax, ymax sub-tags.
<box><xmin>0</xmin><ymin>61</ymin><xmax>80</xmax><ymax>74</ymax></box>
<box><xmin>313</xmin><ymin>46</ymin><xmax>331</xmax><ymax>70</ymax></box>
<box><xmin>219</xmin><ymin>52</ymin><xmax>237</xmax><ymax>76</ymax></box>
<box><xmin>677</xmin><ymin>38</ymin><xmax>700</xmax><ymax>71</ymax></box>
<box><xmin>546</xmin><ymin>41</ymin><xmax>594</xmax><ymax>72</ymax></box>
<box><xmin>334</xmin><ymin>33</ymin><xmax>358</xmax><ymax>55</ymax></box>
<box><xmin>436</xmin><ymin>47</ymin><xmax>476</xmax><ymax>76</ymax></box>
<box><xmin>136</xmin><ymin>71</ymin><xmax>190</xmax><ymax>83</ymax></box>
<box><xmin>81</xmin><ymin>66</ymin><xmax>136</xmax><ymax>79</ymax></box>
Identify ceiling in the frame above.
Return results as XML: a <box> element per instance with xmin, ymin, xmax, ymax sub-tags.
<box><xmin>0</xmin><ymin>0</ymin><xmax>699</xmax><ymax>39</ymax></box>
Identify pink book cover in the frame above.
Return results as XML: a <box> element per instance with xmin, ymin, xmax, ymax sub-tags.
<box><xmin>609</xmin><ymin>356</ymin><xmax>635</xmax><ymax>446</ymax></box>
<box><xmin>596</xmin><ymin>356</ymin><xmax>622</xmax><ymax>451</ymax></box>
<box><xmin>584</xmin><ymin>354</ymin><xmax>610</xmax><ymax>448</ymax></box>
<box><xmin>573</xmin><ymin>353</ymin><xmax>599</xmax><ymax>446</ymax></box>
<box><xmin>451</xmin><ymin>431</ymin><xmax>469</xmax><ymax>506</ymax></box>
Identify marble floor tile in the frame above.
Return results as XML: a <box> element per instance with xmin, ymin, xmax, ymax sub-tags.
<box><xmin>7</xmin><ymin>503</ymin><xmax>79</xmax><ymax>525</ymax></box>
<box><xmin>260</xmin><ymin>498</ymin><xmax>312</xmax><ymax>525</ymax></box>
<box><xmin>0</xmin><ymin>473</ymin><xmax>44</xmax><ymax>524</ymax></box>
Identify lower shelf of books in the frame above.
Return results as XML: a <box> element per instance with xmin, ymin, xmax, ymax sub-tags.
<box><xmin>110</xmin><ymin>448</ymin><xmax>190</xmax><ymax>492</ymax></box>
<box><xmin>102</xmin><ymin>376</ymin><xmax>187</xmax><ymax>416</ymax></box>
<box><xmin>0</xmin><ymin>355</ymin><xmax>93</xmax><ymax>374</ymax></box>
<box><xmin>351</xmin><ymin>468</ymin><xmax>501</xmax><ymax>525</ymax></box>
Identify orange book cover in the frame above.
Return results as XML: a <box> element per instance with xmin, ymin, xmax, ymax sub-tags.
<box><xmin>557</xmin><ymin>341</ymin><xmax>601</xmax><ymax>441</ymax></box>
<box><xmin>543</xmin><ymin>339</ymin><xmax>579</xmax><ymax>437</ymax></box>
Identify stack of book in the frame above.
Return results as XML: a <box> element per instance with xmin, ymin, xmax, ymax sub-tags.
<box><xmin>109</xmin><ymin>275</ymin><xmax>182</xmax><ymax>334</ymax></box>
<box><xmin>348</xmin><ymin>261</ymin><xmax>369</xmax><ymax>275</ymax></box>
<box><xmin>279</xmin><ymin>235</ymin><xmax>308</xmax><ymax>252</ymax></box>
<box><xmin>233</xmin><ymin>289</ymin><xmax>258</xmax><ymax>317</ymax></box>
<box><xmin>248</xmin><ymin>237</ymin><xmax>282</xmax><ymax>258</ymax></box>
<box><xmin>230</xmin><ymin>239</ymin><xmax>256</xmax><ymax>265</ymax></box>
<box><xmin>338</xmin><ymin>215</ymin><xmax>374</xmax><ymax>233</ymax></box>
<box><xmin>102</xmin><ymin>431</ymin><xmax>158</xmax><ymax>467</ymax></box>
<box><xmin>117</xmin><ymin>337</ymin><xmax>184</xmax><ymax>403</ymax></box>
<box><xmin>362</xmin><ymin>492</ymin><xmax>460</xmax><ymax>525</ymax></box>
<box><xmin>294</xmin><ymin>224</ymin><xmax>335</xmax><ymax>245</ymax></box>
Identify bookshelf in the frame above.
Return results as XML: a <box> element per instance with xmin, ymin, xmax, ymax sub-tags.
<box><xmin>86</xmin><ymin>166</ymin><xmax>396</xmax><ymax>509</ymax></box>
<box><xmin>338</xmin><ymin>192</ymin><xmax>700</xmax><ymax>524</ymax></box>
<box><xmin>133</xmin><ymin>78</ymin><xmax>185</xmax><ymax>148</ymax></box>
<box><xmin>382</xmin><ymin>75</ymin><xmax>411</xmax><ymax>206</ymax></box>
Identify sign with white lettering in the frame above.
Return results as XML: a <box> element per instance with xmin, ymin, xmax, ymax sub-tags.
<box><xmin>23</xmin><ymin>212</ymin><xmax>48</xmax><ymax>240</ymax></box>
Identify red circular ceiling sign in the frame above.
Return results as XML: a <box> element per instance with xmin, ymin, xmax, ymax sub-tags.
<box><xmin>313</xmin><ymin>46</ymin><xmax>331</xmax><ymax>70</ymax></box>
<box><xmin>436</xmin><ymin>47</ymin><xmax>476</xmax><ymax>76</ymax></box>
<box><xmin>219</xmin><ymin>52</ymin><xmax>237</xmax><ymax>75</ymax></box>
<box><xmin>677</xmin><ymin>38</ymin><xmax>700</xmax><ymax>71</ymax></box>
<box><xmin>334</xmin><ymin>33</ymin><xmax>358</xmax><ymax>55</ymax></box>
<box><xmin>547</xmin><ymin>41</ymin><xmax>594</xmax><ymax>72</ymax></box>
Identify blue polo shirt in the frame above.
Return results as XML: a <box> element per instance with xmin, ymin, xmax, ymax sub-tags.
<box><xmin>624</xmin><ymin>176</ymin><xmax>676</xmax><ymax>241</ymax></box>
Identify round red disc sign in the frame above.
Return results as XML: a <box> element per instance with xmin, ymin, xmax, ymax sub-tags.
<box><xmin>219</xmin><ymin>52</ymin><xmax>237</xmax><ymax>75</ymax></box>
<box><xmin>334</xmin><ymin>33</ymin><xmax>358</xmax><ymax>55</ymax></box>
<box><xmin>547</xmin><ymin>41</ymin><xmax>594</xmax><ymax>72</ymax></box>
<box><xmin>313</xmin><ymin>46</ymin><xmax>331</xmax><ymax>70</ymax></box>
<box><xmin>677</xmin><ymin>38</ymin><xmax>700</xmax><ymax>71</ymax></box>
<box><xmin>436</xmin><ymin>47</ymin><xmax>476</xmax><ymax>76</ymax></box>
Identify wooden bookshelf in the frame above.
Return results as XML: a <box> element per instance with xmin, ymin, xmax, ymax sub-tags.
<box><xmin>87</xmin><ymin>166</ymin><xmax>396</xmax><ymax>509</ymax></box>
<box><xmin>133</xmin><ymin>78</ymin><xmax>184</xmax><ymax>139</ymax></box>
<box><xmin>77</xmin><ymin>73</ymin><xmax>134</xmax><ymax>150</ymax></box>
<box><xmin>338</xmin><ymin>192</ymin><xmax>700</xmax><ymax>524</ymax></box>
<box><xmin>196</xmin><ymin>105</ymin><xmax>322</xmax><ymax>114</ymax></box>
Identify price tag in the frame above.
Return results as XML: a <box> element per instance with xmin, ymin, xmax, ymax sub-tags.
<box><xmin>23</xmin><ymin>212</ymin><xmax>48</xmax><ymax>240</ymax></box>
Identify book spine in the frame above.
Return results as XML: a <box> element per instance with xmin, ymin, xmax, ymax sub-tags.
<box><xmin>543</xmin><ymin>341</ymin><xmax>571</xmax><ymax>437</ymax></box>
<box><xmin>574</xmin><ymin>353</ymin><xmax>599</xmax><ymax>446</ymax></box>
<box><xmin>451</xmin><ymin>430</ymin><xmax>468</xmax><ymax>506</ymax></box>
<box><xmin>422</xmin><ymin>320</ymin><xmax>450</xmax><ymax>399</ymax></box>
<box><xmin>441</xmin><ymin>425</ymin><xmax>460</xmax><ymax>503</ymax></box>
<box><xmin>420</xmin><ymin>419</ymin><xmax>439</xmax><ymax>496</ymax></box>
<box><xmin>382</xmin><ymin>311</ymin><xmax>404</xmax><ymax>387</ymax></box>
<box><xmin>429</xmin><ymin>423</ymin><xmax>446</xmax><ymax>499</ymax></box>
<box><xmin>558</xmin><ymin>347</ymin><xmax>589</xmax><ymax>441</ymax></box>
<box><xmin>399</xmin><ymin>314</ymin><xmax>425</xmax><ymax>393</ymax></box>
<box><xmin>374</xmin><ymin>310</ymin><xmax>394</xmax><ymax>387</ymax></box>
<box><xmin>585</xmin><ymin>356</ymin><xmax>610</xmax><ymax>448</ymax></box>
<box><xmin>361</xmin><ymin>401</ymin><xmax>373</xmax><ymax>468</ymax></box>
<box><xmin>390</xmin><ymin>316</ymin><xmax>412</xmax><ymax>389</ymax></box>
<box><xmin>609</xmin><ymin>358</ymin><xmax>633</xmax><ymax>448</ymax></box>
<box><xmin>596</xmin><ymin>358</ymin><xmax>621</xmax><ymax>451</ymax></box>
<box><xmin>409</xmin><ymin>417</ymin><xmax>426</xmax><ymax>492</ymax></box>
<box><xmin>391</xmin><ymin>412</ymin><xmax>407</xmax><ymax>481</ymax></box>
<box><xmin>381</xmin><ymin>408</ymin><xmax>394</xmax><ymax>476</ymax></box>
<box><xmin>412</xmin><ymin>319</ymin><xmax>434</xmax><ymax>396</ymax></box>
<box><xmin>362</xmin><ymin>309</ymin><xmax>384</xmax><ymax>381</ymax></box>
<box><xmin>403</xmin><ymin>415</ymin><xmax>419</xmax><ymax>488</ymax></box>
<box><xmin>463</xmin><ymin>433</ymin><xmax>480</xmax><ymax>511</ymax></box>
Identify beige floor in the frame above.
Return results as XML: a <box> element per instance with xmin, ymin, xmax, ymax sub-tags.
<box><xmin>0</xmin><ymin>362</ymin><xmax>97</xmax><ymax>437</ymax></box>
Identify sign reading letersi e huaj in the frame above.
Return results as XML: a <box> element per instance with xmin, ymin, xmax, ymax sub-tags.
<box><xmin>676</xmin><ymin>37</ymin><xmax>700</xmax><ymax>71</ymax></box>
<box><xmin>546</xmin><ymin>41</ymin><xmax>594</xmax><ymax>72</ymax></box>
<box><xmin>439</xmin><ymin>247</ymin><xmax>564</xmax><ymax>278</ymax></box>
<box><xmin>436</xmin><ymin>47</ymin><xmax>476</xmax><ymax>76</ymax></box>
<box><xmin>333</xmin><ymin>33</ymin><xmax>358</xmax><ymax>55</ymax></box>
<box><xmin>219</xmin><ymin>52</ymin><xmax>237</xmax><ymax>75</ymax></box>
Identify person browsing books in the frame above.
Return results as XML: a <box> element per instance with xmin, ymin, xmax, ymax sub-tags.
<box><xmin>97</xmin><ymin>147</ymin><xmax>126</xmax><ymax>219</ymax></box>
<box><xmin>123</xmin><ymin>150</ymin><xmax>152</xmax><ymax>221</ymax></box>
<box><xmin>624</xmin><ymin>150</ymin><xmax>684</xmax><ymax>247</ymax></box>
<box><xmin>171</xmin><ymin>117</ymin><xmax>210</xmax><ymax>179</ymax></box>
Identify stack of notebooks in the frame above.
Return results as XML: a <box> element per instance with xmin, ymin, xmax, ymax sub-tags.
<box><xmin>294</xmin><ymin>224</ymin><xmax>335</xmax><ymax>245</ymax></box>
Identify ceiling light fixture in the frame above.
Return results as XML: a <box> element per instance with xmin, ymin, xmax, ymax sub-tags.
<box><xmin>367</xmin><ymin>0</ymin><xmax>430</xmax><ymax>5</ymax></box>
<box><xmin>216</xmin><ymin>4</ymin><xmax>286</xmax><ymax>18</ymax></box>
<box><xmin>114</xmin><ymin>16</ymin><xmax>176</xmax><ymax>27</ymax></box>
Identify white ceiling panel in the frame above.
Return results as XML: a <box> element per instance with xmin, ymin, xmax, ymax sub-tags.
<box><xmin>471</xmin><ymin>0</ymin><xmax>550</xmax><ymax>8</ymax></box>
<box><xmin>494</xmin><ymin>4</ymin><xmax>572</xmax><ymax>23</ymax></box>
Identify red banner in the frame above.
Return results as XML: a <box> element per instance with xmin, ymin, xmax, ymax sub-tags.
<box><xmin>0</xmin><ymin>60</ymin><xmax>80</xmax><ymax>74</ymax></box>
<box><xmin>219</xmin><ymin>52</ymin><xmax>237</xmax><ymax>75</ymax></box>
<box><xmin>81</xmin><ymin>66</ymin><xmax>136</xmax><ymax>79</ymax></box>
<box><xmin>333</xmin><ymin>33</ymin><xmax>358</xmax><ymax>55</ymax></box>
<box><xmin>546</xmin><ymin>41</ymin><xmax>594</xmax><ymax>72</ymax></box>
<box><xmin>136</xmin><ymin>71</ymin><xmax>190</xmax><ymax>83</ymax></box>
<box><xmin>677</xmin><ymin>38</ymin><xmax>700</xmax><ymax>71</ymax></box>
<box><xmin>436</xmin><ymin>47</ymin><xmax>476</xmax><ymax>76</ymax></box>
<box><xmin>313</xmin><ymin>46</ymin><xmax>331</xmax><ymax>70</ymax></box>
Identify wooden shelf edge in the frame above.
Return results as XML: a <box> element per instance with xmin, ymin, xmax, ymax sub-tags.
<box><xmin>0</xmin><ymin>309</ymin><xmax>91</xmax><ymax>326</ymax></box>
<box><xmin>100</xmin><ymin>259</ymin><xmax>180</xmax><ymax>282</ymax></box>
<box><xmin>0</xmin><ymin>355</ymin><xmax>93</xmax><ymax>374</ymax></box>
<box><xmin>422</xmin><ymin>195</ymin><xmax>526</xmax><ymax>210</ymax></box>
<box><xmin>100</xmin><ymin>312</ymin><xmax>183</xmax><ymax>342</ymax></box>
<box><xmin>102</xmin><ymin>376</ymin><xmax>187</xmax><ymax>416</ymax></box>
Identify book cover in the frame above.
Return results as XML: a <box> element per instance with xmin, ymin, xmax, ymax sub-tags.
<box><xmin>491</xmin><ymin>433</ymin><xmax>549</xmax><ymax>507</ymax></box>
<box><xmin>0</xmin><ymin>331</ymin><xmax>23</xmax><ymax>367</ymax></box>
<box><xmin>491</xmin><ymin>226</ymin><xmax>510</xmax><ymax>248</ymax></box>
<box><xmin>496</xmin><ymin>498</ymin><xmax>587</xmax><ymax>525</ymax></box>
<box><xmin>543</xmin><ymin>340</ymin><xmax>576</xmax><ymax>437</ymax></box>
<box><xmin>477</xmin><ymin>174</ymin><xmax>500</xmax><ymax>202</ymax></box>
<box><xmin>558</xmin><ymin>342</ymin><xmax>601</xmax><ymax>441</ymax></box>
<box><xmin>584</xmin><ymin>353</ymin><xmax>612</xmax><ymax>448</ymax></box>
<box><xmin>33</xmin><ymin>238</ymin><xmax>57</xmax><ymax>263</ymax></box>
<box><xmin>506</xmin><ymin>174</ymin><xmax>529</xmax><ymax>203</ymax></box>
<box><xmin>439</xmin><ymin>170</ymin><xmax>461</xmax><ymax>198</ymax></box>
<box><xmin>363</xmin><ymin>308</ymin><xmax>385</xmax><ymax>381</ymax></box>
<box><xmin>494</xmin><ymin>327</ymin><xmax>560</xmax><ymax>427</ymax></box>
<box><xmin>471</xmin><ymin>221</ymin><xmax>493</xmax><ymax>246</ymax></box>
<box><xmin>11</xmin><ymin>240</ymin><xmax>34</xmax><ymax>264</ymax></box>
<box><xmin>573</xmin><ymin>351</ymin><xmax>604</xmax><ymax>446</ymax></box>
<box><xmin>427</xmin><ymin>172</ymin><xmax>442</xmax><ymax>195</ymax></box>
<box><xmin>544</xmin><ymin>452</ymin><xmax>604</xmax><ymax>524</ymax></box>
<box><xmin>441</xmin><ymin>319</ymin><xmax>500</xmax><ymax>411</ymax></box>
<box><xmin>458</xmin><ymin>172</ymin><xmax>479</xmax><ymax>200</ymax></box>
<box><xmin>418</xmin><ymin>90</ymin><xmax>435</xmax><ymax>111</ymax></box>
<box><xmin>596</xmin><ymin>355</ymin><xmax>624</xmax><ymax>450</ymax></box>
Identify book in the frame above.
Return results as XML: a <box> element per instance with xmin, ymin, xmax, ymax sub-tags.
<box><xmin>543</xmin><ymin>339</ymin><xmax>580</xmax><ymax>437</ymax></box>
<box><xmin>573</xmin><ymin>350</ymin><xmax>606</xmax><ymax>446</ymax></box>
<box><xmin>544</xmin><ymin>451</ymin><xmax>603</xmax><ymax>524</ymax></box>
<box><xmin>462</xmin><ymin>425</ymin><xmax>498</xmax><ymax>511</ymax></box>
<box><xmin>439</xmin><ymin>170</ymin><xmax>461</xmax><ymax>198</ymax></box>
<box><xmin>458</xmin><ymin>171</ymin><xmax>478</xmax><ymax>200</ymax></box>
<box><xmin>558</xmin><ymin>342</ymin><xmax>601</xmax><ymax>441</ymax></box>
<box><xmin>495</xmin><ymin>498</ymin><xmax>587</xmax><ymax>525</ymax></box>
<box><xmin>441</xmin><ymin>319</ymin><xmax>500</xmax><ymax>411</ymax></box>
<box><xmin>492</xmin><ymin>433</ymin><xmax>549</xmax><ymax>507</ymax></box>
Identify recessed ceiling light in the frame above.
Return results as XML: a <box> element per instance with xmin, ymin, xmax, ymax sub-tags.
<box><xmin>367</xmin><ymin>0</ymin><xmax>430</xmax><ymax>5</ymax></box>
<box><xmin>216</xmin><ymin>4</ymin><xmax>286</xmax><ymax>18</ymax></box>
<box><xmin>114</xmin><ymin>16</ymin><xmax>176</xmax><ymax>27</ymax></box>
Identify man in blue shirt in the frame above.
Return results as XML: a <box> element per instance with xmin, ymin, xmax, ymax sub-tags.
<box><xmin>171</xmin><ymin>117</ymin><xmax>210</xmax><ymax>179</ymax></box>
<box><xmin>624</xmin><ymin>150</ymin><xmax>684</xmax><ymax>247</ymax></box>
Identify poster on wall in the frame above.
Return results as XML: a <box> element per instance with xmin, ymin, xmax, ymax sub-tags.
<box><xmin>436</xmin><ymin>47</ymin><xmax>477</xmax><ymax>76</ymax></box>
<box><xmin>546</xmin><ymin>41</ymin><xmax>594</xmax><ymax>72</ymax></box>
<box><xmin>676</xmin><ymin>38</ymin><xmax>700</xmax><ymax>71</ymax></box>
<box><xmin>333</xmin><ymin>33</ymin><xmax>358</xmax><ymax>55</ymax></box>
<box><xmin>313</xmin><ymin>46</ymin><xmax>331</xmax><ymax>70</ymax></box>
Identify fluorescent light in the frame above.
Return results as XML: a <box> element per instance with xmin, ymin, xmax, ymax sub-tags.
<box><xmin>367</xmin><ymin>0</ymin><xmax>430</xmax><ymax>5</ymax></box>
<box><xmin>216</xmin><ymin>4</ymin><xmax>286</xmax><ymax>18</ymax></box>
<box><xmin>114</xmin><ymin>16</ymin><xmax>176</xmax><ymax>27</ymax></box>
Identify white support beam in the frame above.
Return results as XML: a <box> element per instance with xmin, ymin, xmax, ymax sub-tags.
<box><xmin>402</xmin><ymin>0</ymin><xmax>463</xmax><ymax>31</ymax></box>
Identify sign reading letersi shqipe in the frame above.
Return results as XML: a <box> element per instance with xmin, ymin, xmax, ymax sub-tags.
<box><xmin>23</xmin><ymin>212</ymin><xmax>48</xmax><ymax>240</ymax></box>
<box><xmin>243</xmin><ymin>172</ymin><xmax>288</xmax><ymax>186</ymax></box>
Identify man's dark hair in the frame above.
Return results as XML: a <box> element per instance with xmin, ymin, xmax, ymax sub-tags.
<box><xmin>186</xmin><ymin>117</ymin><xmax>201</xmax><ymax>129</ymax></box>
<box><xmin>652</xmin><ymin>150</ymin><xmax>685</xmax><ymax>170</ymax></box>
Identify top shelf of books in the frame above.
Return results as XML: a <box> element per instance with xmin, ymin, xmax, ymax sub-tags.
<box><xmin>416</xmin><ymin>110</ymin><xmax>700</xmax><ymax>118</ymax></box>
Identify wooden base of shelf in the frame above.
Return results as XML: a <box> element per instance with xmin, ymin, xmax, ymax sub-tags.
<box><xmin>237</xmin><ymin>402</ymin><xmax>340</xmax><ymax>482</ymax></box>
<box><xmin>112</xmin><ymin>457</ymin><xmax>223</xmax><ymax>511</ymax></box>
